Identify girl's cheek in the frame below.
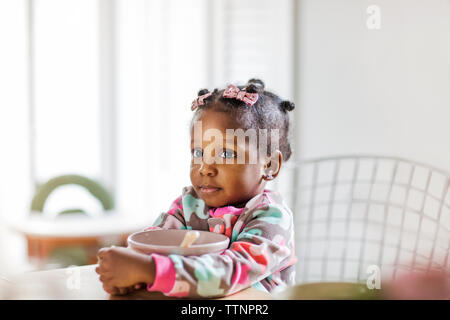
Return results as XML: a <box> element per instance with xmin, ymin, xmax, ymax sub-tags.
<box><xmin>189</xmin><ymin>165</ymin><xmax>199</xmax><ymax>179</ymax></box>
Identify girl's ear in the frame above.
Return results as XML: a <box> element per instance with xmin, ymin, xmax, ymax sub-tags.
<box><xmin>263</xmin><ymin>150</ymin><xmax>283</xmax><ymax>181</ymax></box>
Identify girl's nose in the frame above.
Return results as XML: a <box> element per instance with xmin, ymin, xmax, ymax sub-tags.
<box><xmin>198</xmin><ymin>162</ymin><xmax>218</xmax><ymax>177</ymax></box>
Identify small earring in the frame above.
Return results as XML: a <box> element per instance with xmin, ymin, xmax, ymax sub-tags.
<box><xmin>265</xmin><ymin>174</ymin><xmax>273</xmax><ymax>180</ymax></box>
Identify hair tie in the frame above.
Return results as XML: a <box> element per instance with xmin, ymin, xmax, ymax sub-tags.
<box><xmin>191</xmin><ymin>92</ymin><xmax>212</xmax><ymax>111</ymax></box>
<box><xmin>222</xmin><ymin>84</ymin><xmax>259</xmax><ymax>106</ymax></box>
<box><xmin>280</xmin><ymin>100</ymin><xmax>295</xmax><ymax>112</ymax></box>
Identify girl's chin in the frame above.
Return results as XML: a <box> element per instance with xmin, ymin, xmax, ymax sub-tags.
<box><xmin>194</xmin><ymin>187</ymin><xmax>248</xmax><ymax>208</ymax></box>
<box><xmin>202</xmin><ymin>196</ymin><xmax>248</xmax><ymax>209</ymax></box>
<box><xmin>198</xmin><ymin>194</ymin><xmax>229</xmax><ymax>208</ymax></box>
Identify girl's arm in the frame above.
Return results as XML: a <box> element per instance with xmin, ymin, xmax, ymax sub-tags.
<box><xmin>146</xmin><ymin>203</ymin><xmax>296</xmax><ymax>298</ymax></box>
<box><xmin>97</xmin><ymin>195</ymin><xmax>187</xmax><ymax>295</ymax></box>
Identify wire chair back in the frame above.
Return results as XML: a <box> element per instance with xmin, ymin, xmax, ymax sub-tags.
<box><xmin>269</xmin><ymin>155</ymin><xmax>450</xmax><ymax>284</ymax></box>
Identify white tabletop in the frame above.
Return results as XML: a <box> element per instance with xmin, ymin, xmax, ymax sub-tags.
<box><xmin>0</xmin><ymin>265</ymin><xmax>272</xmax><ymax>300</ymax></box>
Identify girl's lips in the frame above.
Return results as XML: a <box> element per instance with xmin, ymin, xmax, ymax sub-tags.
<box><xmin>199</xmin><ymin>186</ymin><xmax>221</xmax><ymax>194</ymax></box>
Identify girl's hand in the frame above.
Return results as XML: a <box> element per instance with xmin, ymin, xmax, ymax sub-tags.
<box><xmin>95</xmin><ymin>246</ymin><xmax>155</xmax><ymax>294</ymax></box>
<box><xmin>108</xmin><ymin>283</ymin><xmax>147</xmax><ymax>296</ymax></box>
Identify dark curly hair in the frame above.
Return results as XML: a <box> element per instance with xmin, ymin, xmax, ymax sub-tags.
<box><xmin>190</xmin><ymin>78</ymin><xmax>295</xmax><ymax>161</ymax></box>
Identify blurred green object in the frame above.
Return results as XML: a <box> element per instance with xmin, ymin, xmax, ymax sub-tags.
<box><xmin>273</xmin><ymin>282</ymin><xmax>383</xmax><ymax>300</ymax></box>
<box><xmin>30</xmin><ymin>174</ymin><xmax>114</xmax><ymax>216</ymax></box>
<box><xmin>29</xmin><ymin>174</ymin><xmax>115</xmax><ymax>266</ymax></box>
<box><xmin>48</xmin><ymin>247</ymin><xmax>89</xmax><ymax>266</ymax></box>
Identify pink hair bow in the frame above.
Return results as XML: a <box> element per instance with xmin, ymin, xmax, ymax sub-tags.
<box><xmin>222</xmin><ymin>84</ymin><xmax>259</xmax><ymax>106</ymax></box>
<box><xmin>191</xmin><ymin>92</ymin><xmax>212</xmax><ymax>111</ymax></box>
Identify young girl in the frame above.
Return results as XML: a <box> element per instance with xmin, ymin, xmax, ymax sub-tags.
<box><xmin>96</xmin><ymin>79</ymin><xmax>297</xmax><ymax>298</ymax></box>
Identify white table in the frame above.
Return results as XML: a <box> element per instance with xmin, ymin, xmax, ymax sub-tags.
<box><xmin>1</xmin><ymin>265</ymin><xmax>272</xmax><ymax>300</ymax></box>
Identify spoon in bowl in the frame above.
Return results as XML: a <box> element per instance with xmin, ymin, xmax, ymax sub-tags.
<box><xmin>180</xmin><ymin>231</ymin><xmax>200</xmax><ymax>248</ymax></box>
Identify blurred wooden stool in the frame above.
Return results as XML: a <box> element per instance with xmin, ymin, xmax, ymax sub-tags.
<box><xmin>25</xmin><ymin>233</ymin><xmax>130</xmax><ymax>265</ymax></box>
<box><xmin>8</xmin><ymin>214</ymin><xmax>152</xmax><ymax>268</ymax></box>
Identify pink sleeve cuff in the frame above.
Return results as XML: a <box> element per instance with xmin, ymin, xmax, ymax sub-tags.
<box><xmin>147</xmin><ymin>253</ymin><xmax>176</xmax><ymax>294</ymax></box>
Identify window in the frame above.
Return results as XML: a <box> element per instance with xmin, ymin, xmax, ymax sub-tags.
<box><xmin>0</xmin><ymin>0</ymin><xmax>295</xmax><ymax>220</ymax></box>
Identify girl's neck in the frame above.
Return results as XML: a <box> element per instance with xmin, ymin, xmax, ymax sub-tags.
<box><xmin>228</xmin><ymin>200</ymin><xmax>247</xmax><ymax>208</ymax></box>
<box><xmin>222</xmin><ymin>187</ymin><xmax>268</xmax><ymax>209</ymax></box>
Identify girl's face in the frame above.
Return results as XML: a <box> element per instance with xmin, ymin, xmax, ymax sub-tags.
<box><xmin>190</xmin><ymin>109</ymin><xmax>267</xmax><ymax>208</ymax></box>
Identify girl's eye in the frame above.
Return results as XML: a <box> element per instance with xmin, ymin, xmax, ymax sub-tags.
<box><xmin>220</xmin><ymin>149</ymin><xmax>235</xmax><ymax>159</ymax></box>
<box><xmin>192</xmin><ymin>148</ymin><xmax>203</xmax><ymax>158</ymax></box>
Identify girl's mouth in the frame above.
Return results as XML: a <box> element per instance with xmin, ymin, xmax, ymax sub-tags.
<box><xmin>199</xmin><ymin>185</ymin><xmax>222</xmax><ymax>194</ymax></box>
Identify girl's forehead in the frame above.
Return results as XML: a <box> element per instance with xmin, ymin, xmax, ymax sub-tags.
<box><xmin>191</xmin><ymin>109</ymin><xmax>243</xmax><ymax>133</ymax></box>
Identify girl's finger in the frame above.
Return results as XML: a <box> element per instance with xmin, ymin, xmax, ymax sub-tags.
<box><xmin>134</xmin><ymin>283</ymin><xmax>144</xmax><ymax>290</ymax></box>
<box><xmin>95</xmin><ymin>266</ymin><xmax>101</xmax><ymax>274</ymax></box>
<box><xmin>117</xmin><ymin>287</ymin><xmax>127</xmax><ymax>295</ymax></box>
<box><xmin>95</xmin><ymin>264</ymin><xmax>108</xmax><ymax>274</ymax></box>
<box><xmin>97</xmin><ymin>248</ymin><xmax>107</xmax><ymax>259</ymax></box>
<box><xmin>103</xmin><ymin>284</ymin><xmax>119</xmax><ymax>295</ymax></box>
<box><xmin>99</xmin><ymin>275</ymin><xmax>112</xmax><ymax>282</ymax></box>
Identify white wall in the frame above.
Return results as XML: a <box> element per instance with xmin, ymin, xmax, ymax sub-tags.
<box><xmin>297</xmin><ymin>0</ymin><xmax>450</xmax><ymax>173</ymax></box>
